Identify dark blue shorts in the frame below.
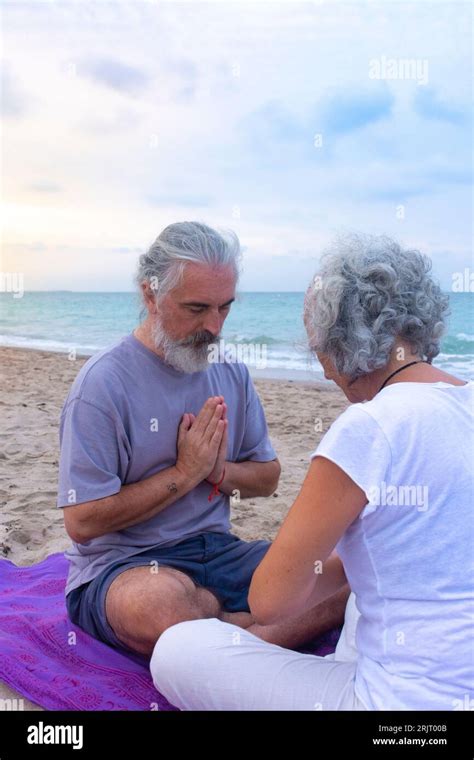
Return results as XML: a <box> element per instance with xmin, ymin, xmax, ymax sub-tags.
<box><xmin>66</xmin><ymin>531</ymin><xmax>271</xmax><ymax>654</ymax></box>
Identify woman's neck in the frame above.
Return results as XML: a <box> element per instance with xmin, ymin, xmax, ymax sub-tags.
<box><xmin>381</xmin><ymin>363</ymin><xmax>467</xmax><ymax>389</ymax></box>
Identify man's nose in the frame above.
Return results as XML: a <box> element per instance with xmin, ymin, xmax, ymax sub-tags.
<box><xmin>202</xmin><ymin>310</ymin><xmax>224</xmax><ymax>336</ymax></box>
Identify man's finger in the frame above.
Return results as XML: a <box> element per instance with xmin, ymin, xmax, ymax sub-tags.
<box><xmin>192</xmin><ymin>396</ymin><xmax>222</xmax><ymax>433</ymax></box>
<box><xmin>210</xmin><ymin>419</ymin><xmax>226</xmax><ymax>448</ymax></box>
<box><xmin>218</xmin><ymin>418</ymin><xmax>228</xmax><ymax>454</ymax></box>
<box><xmin>178</xmin><ymin>413</ymin><xmax>191</xmax><ymax>444</ymax></box>
<box><xmin>204</xmin><ymin>403</ymin><xmax>225</xmax><ymax>442</ymax></box>
<box><xmin>180</xmin><ymin>412</ymin><xmax>191</xmax><ymax>429</ymax></box>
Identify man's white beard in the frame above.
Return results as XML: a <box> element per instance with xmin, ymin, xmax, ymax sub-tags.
<box><xmin>151</xmin><ymin>318</ymin><xmax>220</xmax><ymax>374</ymax></box>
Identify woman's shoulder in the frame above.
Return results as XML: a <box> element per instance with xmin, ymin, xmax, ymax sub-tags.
<box><xmin>374</xmin><ymin>379</ymin><xmax>473</xmax><ymax>400</ymax></box>
<box><xmin>324</xmin><ymin>379</ymin><xmax>473</xmax><ymax>442</ymax></box>
<box><xmin>322</xmin><ymin>401</ymin><xmax>388</xmax><ymax>445</ymax></box>
<box><xmin>357</xmin><ymin>379</ymin><xmax>473</xmax><ymax>433</ymax></box>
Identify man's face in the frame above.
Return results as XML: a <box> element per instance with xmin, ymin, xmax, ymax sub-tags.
<box><xmin>151</xmin><ymin>263</ymin><xmax>236</xmax><ymax>373</ymax></box>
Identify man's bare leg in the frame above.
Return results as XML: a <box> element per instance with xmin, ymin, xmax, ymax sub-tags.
<box><xmin>220</xmin><ymin>584</ymin><xmax>351</xmax><ymax>650</ymax></box>
<box><xmin>105</xmin><ymin>565</ymin><xmax>350</xmax><ymax>657</ymax></box>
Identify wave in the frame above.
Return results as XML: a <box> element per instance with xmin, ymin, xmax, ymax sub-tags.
<box><xmin>0</xmin><ymin>334</ymin><xmax>101</xmax><ymax>355</ymax></box>
<box><xmin>1</xmin><ymin>334</ymin><xmax>472</xmax><ymax>379</ymax></box>
<box><xmin>223</xmin><ymin>333</ymin><xmax>280</xmax><ymax>345</ymax></box>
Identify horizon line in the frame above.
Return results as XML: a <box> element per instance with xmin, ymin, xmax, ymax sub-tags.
<box><xmin>0</xmin><ymin>289</ymin><xmax>468</xmax><ymax>296</ymax></box>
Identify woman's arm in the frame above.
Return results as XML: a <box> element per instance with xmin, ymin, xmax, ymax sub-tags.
<box><xmin>248</xmin><ymin>455</ymin><xmax>368</xmax><ymax>625</ymax></box>
<box><xmin>304</xmin><ymin>553</ymin><xmax>348</xmax><ymax>608</ymax></box>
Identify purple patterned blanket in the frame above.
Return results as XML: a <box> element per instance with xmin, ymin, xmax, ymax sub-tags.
<box><xmin>0</xmin><ymin>553</ymin><xmax>341</xmax><ymax>710</ymax></box>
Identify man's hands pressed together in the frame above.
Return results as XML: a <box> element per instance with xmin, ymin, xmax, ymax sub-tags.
<box><xmin>176</xmin><ymin>396</ymin><xmax>227</xmax><ymax>484</ymax></box>
<box><xmin>203</xmin><ymin>399</ymin><xmax>228</xmax><ymax>486</ymax></box>
<box><xmin>177</xmin><ymin>395</ymin><xmax>280</xmax><ymax>500</ymax></box>
<box><xmin>63</xmin><ymin>395</ymin><xmax>279</xmax><ymax>544</ymax></box>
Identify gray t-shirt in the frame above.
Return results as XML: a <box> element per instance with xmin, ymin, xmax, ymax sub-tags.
<box><xmin>57</xmin><ymin>333</ymin><xmax>277</xmax><ymax>595</ymax></box>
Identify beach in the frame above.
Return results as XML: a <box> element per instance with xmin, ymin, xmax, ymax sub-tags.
<box><xmin>0</xmin><ymin>345</ymin><xmax>349</xmax><ymax>710</ymax></box>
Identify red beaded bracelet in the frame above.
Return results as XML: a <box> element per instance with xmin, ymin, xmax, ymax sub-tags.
<box><xmin>207</xmin><ymin>467</ymin><xmax>226</xmax><ymax>502</ymax></box>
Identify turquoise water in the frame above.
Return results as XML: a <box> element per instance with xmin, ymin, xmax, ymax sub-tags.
<box><xmin>0</xmin><ymin>291</ymin><xmax>473</xmax><ymax>381</ymax></box>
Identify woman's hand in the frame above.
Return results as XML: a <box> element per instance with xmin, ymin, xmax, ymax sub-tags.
<box><xmin>249</xmin><ymin>456</ymin><xmax>367</xmax><ymax>625</ymax></box>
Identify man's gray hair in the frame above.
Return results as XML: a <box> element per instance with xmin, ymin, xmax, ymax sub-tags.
<box><xmin>305</xmin><ymin>233</ymin><xmax>450</xmax><ymax>382</ymax></box>
<box><xmin>136</xmin><ymin>221</ymin><xmax>242</xmax><ymax>302</ymax></box>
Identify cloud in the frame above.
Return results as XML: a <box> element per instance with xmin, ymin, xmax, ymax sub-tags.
<box><xmin>318</xmin><ymin>86</ymin><xmax>394</xmax><ymax>135</ymax></box>
<box><xmin>6</xmin><ymin>242</ymin><xmax>48</xmax><ymax>253</ymax></box>
<box><xmin>79</xmin><ymin>57</ymin><xmax>149</xmax><ymax>95</ymax></box>
<box><xmin>344</xmin><ymin>158</ymin><xmax>473</xmax><ymax>203</ymax></box>
<box><xmin>239</xmin><ymin>89</ymin><xmax>396</xmax><ymax>167</ymax></box>
<box><xmin>414</xmin><ymin>87</ymin><xmax>467</xmax><ymax>124</ymax></box>
<box><xmin>78</xmin><ymin>107</ymin><xmax>139</xmax><ymax>136</ymax></box>
<box><xmin>112</xmin><ymin>246</ymin><xmax>143</xmax><ymax>255</ymax></box>
<box><xmin>1</xmin><ymin>68</ymin><xmax>29</xmax><ymax>118</ymax></box>
<box><xmin>363</xmin><ymin>181</ymin><xmax>430</xmax><ymax>202</ymax></box>
<box><xmin>28</xmin><ymin>182</ymin><xmax>63</xmax><ymax>194</ymax></box>
<box><xmin>162</xmin><ymin>58</ymin><xmax>198</xmax><ymax>102</ymax></box>
<box><xmin>146</xmin><ymin>192</ymin><xmax>214</xmax><ymax>208</ymax></box>
<box><xmin>238</xmin><ymin>100</ymin><xmax>314</xmax><ymax>169</ymax></box>
<box><xmin>1</xmin><ymin>1</ymin><xmax>472</xmax><ymax>291</ymax></box>
<box><xmin>242</xmin><ymin>100</ymin><xmax>305</xmax><ymax>144</ymax></box>
<box><xmin>423</xmin><ymin>164</ymin><xmax>473</xmax><ymax>186</ymax></box>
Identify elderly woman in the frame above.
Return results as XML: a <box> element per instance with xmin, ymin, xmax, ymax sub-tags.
<box><xmin>149</xmin><ymin>234</ymin><xmax>473</xmax><ymax>710</ymax></box>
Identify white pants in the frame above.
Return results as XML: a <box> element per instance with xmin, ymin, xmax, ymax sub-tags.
<box><xmin>150</xmin><ymin>591</ymin><xmax>368</xmax><ymax>710</ymax></box>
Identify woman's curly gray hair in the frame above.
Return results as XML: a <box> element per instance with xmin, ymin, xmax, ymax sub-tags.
<box><xmin>304</xmin><ymin>234</ymin><xmax>450</xmax><ymax>382</ymax></box>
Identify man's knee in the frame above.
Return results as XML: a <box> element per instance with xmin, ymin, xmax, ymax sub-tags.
<box><xmin>105</xmin><ymin>567</ymin><xmax>222</xmax><ymax>654</ymax></box>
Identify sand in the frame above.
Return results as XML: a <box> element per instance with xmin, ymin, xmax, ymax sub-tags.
<box><xmin>0</xmin><ymin>345</ymin><xmax>349</xmax><ymax>710</ymax></box>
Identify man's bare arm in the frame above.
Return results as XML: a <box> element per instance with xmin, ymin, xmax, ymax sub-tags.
<box><xmin>215</xmin><ymin>459</ymin><xmax>281</xmax><ymax>499</ymax></box>
<box><xmin>64</xmin><ymin>463</ymin><xmax>202</xmax><ymax>544</ymax></box>
<box><xmin>64</xmin><ymin>396</ymin><xmax>225</xmax><ymax>544</ymax></box>
<box><xmin>202</xmin><ymin>400</ymin><xmax>280</xmax><ymax>499</ymax></box>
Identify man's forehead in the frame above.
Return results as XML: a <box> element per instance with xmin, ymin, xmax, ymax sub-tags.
<box><xmin>181</xmin><ymin>261</ymin><xmax>235</xmax><ymax>282</ymax></box>
<box><xmin>172</xmin><ymin>263</ymin><xmax>236</xmax><ymax>304</ymax></box>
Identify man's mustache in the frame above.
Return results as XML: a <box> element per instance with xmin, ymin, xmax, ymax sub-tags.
<box><xmin>179</xmin><ymin>331</ymin><xmax>220</xmax><ymax>347</ymax></box>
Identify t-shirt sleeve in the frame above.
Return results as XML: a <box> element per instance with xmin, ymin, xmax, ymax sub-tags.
<box><xmin>236</xmin><ymin>367</ymin><xmax>278</xmax><ymax>462</ymax></box>
<box><xmin>57</xmin><ymin>397</ymin><xmax>130</xmax><ymax>508</ymax></box>
<box><xmin>310</xmin><ymin>404</ymin><xmax>393</xmax><ymax>518</ymax></box>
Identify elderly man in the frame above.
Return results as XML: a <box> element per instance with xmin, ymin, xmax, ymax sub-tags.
<box><xmin>58</xmin><ymin>221</ymin><xmax>350</xmax><ymax>658</ymax></box>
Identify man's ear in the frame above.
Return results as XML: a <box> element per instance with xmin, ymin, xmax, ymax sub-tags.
<box><xmin>141</xmin><ymin>281</ymin><xmax>158</xmax><ymax>314</ymax></box>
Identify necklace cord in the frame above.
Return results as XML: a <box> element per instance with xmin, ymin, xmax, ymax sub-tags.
<box><xmin>378</xmin><ymin>360</ymin><xmax>427</xmax><ymax>394</ymax></box>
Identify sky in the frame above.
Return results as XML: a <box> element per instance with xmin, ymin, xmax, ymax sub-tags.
<box><xmin>1</xmin><ymin>0</ymin><xmax>472</xmax><ymax>292</ymax></box>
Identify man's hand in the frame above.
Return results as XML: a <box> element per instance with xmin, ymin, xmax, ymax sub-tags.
<box><xmin>205</xmin><ymin>400</ymin><xmax>228</xmax><ymax>485</ymax></box>
<box><xmin>176</xmin><ymin>396</ymin><xmax>226</xmax><ymax>483</ymax></box>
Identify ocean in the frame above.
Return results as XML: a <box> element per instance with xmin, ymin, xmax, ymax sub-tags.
<box><xmin>1</xmin><ymin>291</ymin><xmax>473</xmax><ymax>382</ymax></box>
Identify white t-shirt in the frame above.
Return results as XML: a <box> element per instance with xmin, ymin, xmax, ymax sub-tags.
<box><xmin>311</xmin><ymin>380</ymin><xmax>474</xmax><ymax>710</ymax></box>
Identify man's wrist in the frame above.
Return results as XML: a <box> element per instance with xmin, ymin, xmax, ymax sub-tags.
<box><xmin>205</xmin><ymin>463</ymin><xmax>227</xmax><ymax>486</ymax></box>
<box><xmin>173</xmin><ymin>463</ymin><xmax>204</xmax><ymax>492</ymax></box>
<box><xmin>206</xmin><ymin>466</ymin><xmax>227</xmax><ymax>502</ymax></box>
